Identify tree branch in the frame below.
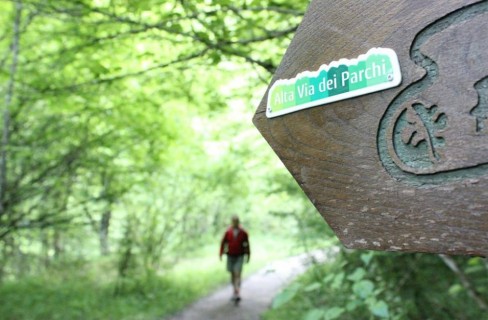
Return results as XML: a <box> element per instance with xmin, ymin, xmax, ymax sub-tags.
<box><xmin>227</xmin><ymin>5</ymin><xmax>304</xmax><ymax>16</ymax></box>
<box><xmin>439</xmin><ymin>254</ymin><xmax>488</xmax><ymax>310</ymax></box>
<box><xmin>41</xmin><ymin>48</ymin><xmax>209</xmax><ymax>92</ymax></box>
<box><xmin>222</xmin><ymin>26</ymin><xmax>298</xmax><ymax>45</ymax></box>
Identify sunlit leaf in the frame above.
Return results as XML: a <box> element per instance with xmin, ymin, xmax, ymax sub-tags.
<box><xmin>304</xmin><ymin>308</ymin><xmax>325</xmax><ymax>320</ymax></box>
<box><xmin>360</xmin><ymin>252</ymin><xmax>374</xmax><ymax>266</ymax></box>
<box><xmin>448</xmin><ymin>284</ymin><xmax>463</xmax><ymax>295</ymax></box>
<box><xmin>272</xmin><ymin>283</ymin><xmax>301</xmax><ymax>309</ymax></box>
<box><xmin>331</xmin><ymin>272</ymin><xmax>345</xmax><ymax>290</ymax></box>
<box><xmin>352</xmin><ymin>280</ymin><xmax>374</xmax><ymax>299</ymax></box>
<box><xmin>304</xmin><ymin>282</ymin><xmax>322</xmax><ymax>292</ymax></box>
<box><xmin>369</xmin><ymin>300</ymin><xmax>389</xmax><ymax>318</ymax></box>
<box><xmin>346</xmin><ymin>300</ymin><xmax>360</xmax><ymax>311</ymax></box>
<box><xmin>324</xmin><ymin>307</ymin><xmax>345</xmax><ymax>320</ymax></box>
<box><xmin>347</xmin><ymin>267</ymin><xmax>366</xmax><ymax>282</ymax></box>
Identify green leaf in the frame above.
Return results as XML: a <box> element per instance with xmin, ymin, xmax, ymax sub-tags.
<box><xmin>324</xmin><ymin>307</ymin><xmax>345</xmax><ymax>320</ymax></box>
<box><xmin>209</xmin><ymin>51</ymin><xmax>222</xmax><ymax>64</ymax></box>
<box><xmin>448</xmin><ymin>284</ymin><xmax>463</xmax><ymax>296</ymax></box>
<box><xmin>467</xmin><ymin>257</ymin><xmax>482</xmax><ymax>266</ymax></box>
<box><xmin>346</xmin><ymin>300</ymin><xmax>360</xmax><ymax>311</ymax></box>
<box><xmin>322</xmin><ymin>274</ymin><xmax>334</xmax><ymax>284</ymax></box>
<box><xmin>360</xmin><ymin>252</ymin><xmax>374</xmax><ymax>266</ymax></box>
<box><xmin>465</xmin><ymin>266</ymin><xmax>484</xmax><ymax>274</ymax></box>
<box><xmin>347</xmin><ymin>267</ymin><xmax>366</xmax><ymax>282</ymax></box>
<box><xmin>304</xmin><ymin>282</ymin><xmax>322</xmax><ymax>292</ymax></box>
<box><xmin>352</xmin><ymin>280</ymin><xmax>374</xmax><ymax>299</ymax></box>
<box><xmin>303</xmin><ymin>308</ymin><xmax>325</xmax><ymax>320</ymax></box>
<box><xmin>195</xmin><ymin>31</ymin><xmax>211</xmax><ymax>43</ymax></box>
<box><xmin>272</xmin><ymin>283</ymin><xmax>301</xmax><ymax>309</ymax></box>
<box><xmin>369</xmin><ymin>300</ymin><xmax>389</xmax><ymax>318</ymax></box>
<box><xmin>331</xmin><ymin>272</ymin><xmax>345</xmax><ymax>290</ymax></box>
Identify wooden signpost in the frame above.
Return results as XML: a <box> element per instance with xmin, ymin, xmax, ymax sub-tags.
<box><xmin>253</xmin><ymin>0</ymin><xmax>488</xmax><ymax>256</ymax></box>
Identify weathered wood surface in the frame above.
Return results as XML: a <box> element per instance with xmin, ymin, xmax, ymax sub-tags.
<box><xmin>253</xmin><ymin>0</ymin><xmax>488</xmax><ymax>255</ymax></box>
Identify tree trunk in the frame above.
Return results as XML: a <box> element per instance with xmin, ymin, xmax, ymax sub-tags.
<box><xmin>0</xmin><ymin>0</ymin><xmax>22</xmax><ymax>218</ymax></box>
<box><xmin>53</xmin><ymin>229</ymin><xmax>63</xmax><ymax>259</ymax></box>
<box><xmin>100</xmin><ymin>209</ymin><xmax>111</xmax><ymax>256</ymax></box>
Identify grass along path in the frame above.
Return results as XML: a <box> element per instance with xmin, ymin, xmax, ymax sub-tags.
<box><xmin>0</xmin><ymin>234</ymin><xmax>302</xmax><ymax>320</ymax></box>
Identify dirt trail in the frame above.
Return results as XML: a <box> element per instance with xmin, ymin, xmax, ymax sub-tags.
<box><xmin>166</xmin><ymin>249</ymin><xmax>336</xmax><ymax>320</ymax></box>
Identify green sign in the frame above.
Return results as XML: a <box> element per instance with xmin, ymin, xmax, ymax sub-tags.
<box><xmin>266</xmin><ymin>47</ymin><xmax>402</xmax><ymax>118</ymax></box>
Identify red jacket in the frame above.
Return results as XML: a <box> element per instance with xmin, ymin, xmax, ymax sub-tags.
<box><xmin>220</xmin><ymin>227</ymin><xmax>250</xmax><ymax>257</ymax></box>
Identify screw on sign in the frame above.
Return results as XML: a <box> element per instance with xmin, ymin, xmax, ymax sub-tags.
<box><xmin>253</xmin><ymin>0</ymin><xmax>488</xmax><ymax>256</ymax></box>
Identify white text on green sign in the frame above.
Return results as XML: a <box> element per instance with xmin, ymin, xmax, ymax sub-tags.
<box><xmin>266</xmin><ymin>48</ymin><xmax>402</xmax><ymax>118</ymax></box>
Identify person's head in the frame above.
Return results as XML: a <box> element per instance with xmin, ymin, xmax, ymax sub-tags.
<box><xmin>231</xmin><ymin>215</ymin><xmax>239</xmax><ymax>228</ymax></box>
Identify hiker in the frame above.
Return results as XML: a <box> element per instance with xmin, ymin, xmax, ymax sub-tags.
<box><xmin>219</xmin><ymin>215</ymin><xmax>250</xmax><ymax>302</ymax></box>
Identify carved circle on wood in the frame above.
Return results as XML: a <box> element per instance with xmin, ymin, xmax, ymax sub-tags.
<box><xmin>378</xmin><ymin>3</ymin><xmax>488</xmax><ymax>185</ymax></box>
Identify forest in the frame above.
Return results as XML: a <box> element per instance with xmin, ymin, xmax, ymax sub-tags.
<box><xmin>0</xmin><ymin>0</ymin><xmax>487</xmax><ymax>319</ymax></box>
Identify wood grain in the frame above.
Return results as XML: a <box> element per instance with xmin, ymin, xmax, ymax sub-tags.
<box><xmin>253</xmin><ymin>0</ymin><xmax>488</xmax><ymax>255</ymax></box>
